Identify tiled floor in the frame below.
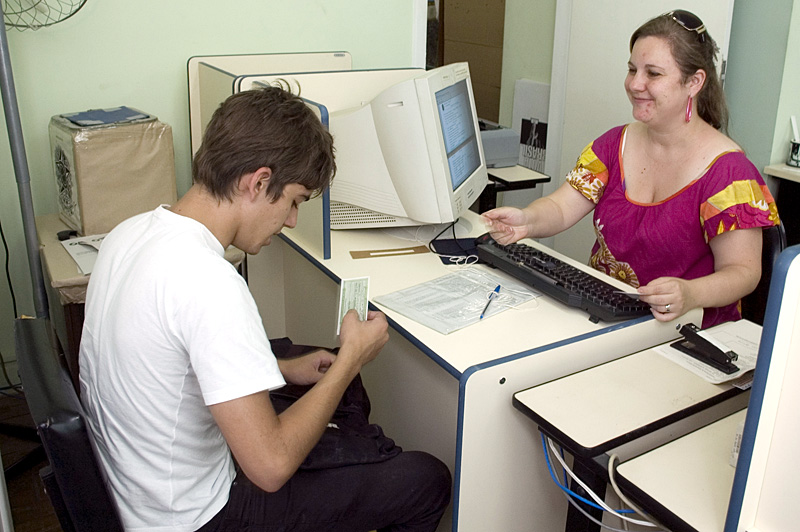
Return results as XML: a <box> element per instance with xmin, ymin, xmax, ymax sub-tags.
<box><xmin>0</xmin><ymin>390</ymin><xmax>61</xmax><ymax>532</ymax></box>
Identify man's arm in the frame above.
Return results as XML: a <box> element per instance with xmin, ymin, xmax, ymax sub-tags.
<box><xmin>276</xmin><ymin>349</ymin><xmax>337</xmax><ymax>385</ymax></box>
<box><xmin>208</xmin><ymin>310</ymin><xmax>388</xmax><ymax>492</ymax></box>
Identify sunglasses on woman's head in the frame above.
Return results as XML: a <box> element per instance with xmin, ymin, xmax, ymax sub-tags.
<box><xmin>665</xmin><ymin>10</ymin><xmax>706</xmax><ymax>43</ymax></box>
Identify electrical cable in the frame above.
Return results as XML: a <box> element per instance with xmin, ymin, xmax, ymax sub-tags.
<box><xmin>562</xmin><ymin>491</ymin><xmax>634</xmax><ymax>532</ymax></box>
<box><xmin>540</xmin><ymin>433</ymin><xmax>634</xmax><ymax>514</ymax></box>
<box><xmin>426</xmin><ymin>219</ymin><xmax>480</xmax><ymax>265</ymax></box>
<box><xmin>607</xmin><ymin>454</ymin><xmax>667</xmax><ymax>530</ymax></box>
<box><xmin>1</xmin><ymin>217</ymin><xmax>18</xmax><ymax>317</ymax></box>
<box><xmin>546</xmin><ymin>437</ymin><xmax>657</xmax><ymax>527</ymax></box>
<box><xmin>427</xmin><ymin>220</ymin><xmax>457</xmax><ymax>251</ymax></box>
<box><xmin>0</xmin><ymin>217</ymin><xmax>22</xmax><ymax>390</ymax></box>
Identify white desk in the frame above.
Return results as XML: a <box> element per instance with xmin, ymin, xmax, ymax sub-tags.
<box><xmin>512</xmin><ymin>320</ymin><xmax>756</xmax><ymax>532</ymax></box>
<box><xmin>616</xmin><ymin>409</ymin><xmax>747</xmax><ymax>532</ymax></box>
<box><xmin>512</xmin><ymin>321</ymin><xmax>755</xmax><ymax>460</ymax></box>
<box><xmin>247</xmin><ymin>208</ymin><xmax>702</xmax><ymax>532</ymax></box>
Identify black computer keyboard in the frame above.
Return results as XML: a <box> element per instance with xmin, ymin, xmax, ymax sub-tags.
<box><xmin>475</xmin><ymin>233</ymin><xmax>651</xmax><ymax>323</ymax></box>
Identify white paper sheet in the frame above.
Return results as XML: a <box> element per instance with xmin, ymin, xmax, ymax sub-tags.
<box><xmin>373</xmin><ymin>268</ymin><xmax>539</xmax><ymax>335</ymax></box>
<box><xmin>654</xmin><ymin>319</ymin><xmax>762</xmax><ymax>384</ymax></box>
<box><xmin>60</xmin><ymin>234</ymin><xmax>107</xmax><ymax>275</ymax></box>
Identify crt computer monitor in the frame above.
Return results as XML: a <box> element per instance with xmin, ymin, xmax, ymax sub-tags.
<box><xmin>325</xmin><ymin>62</ymin><xmax>488</xmax><ymax>229</ymax></box>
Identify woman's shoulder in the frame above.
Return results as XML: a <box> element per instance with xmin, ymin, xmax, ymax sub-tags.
<box><xmin>694</xmin><ymin>127</ymin><xmax>756</xmax><ymax>176</ymax></box>
<box><xmin>597</xmin><ymin>124</ymin><xmax>628</xmax><ymax>143</ymax></box>
<box><xmin>585</xmin><ymin>125</ymin><xmax>628</xmax><ymax>158</ymax></box>
<box><xmin>705</xmin><ymin>127</ymin><xmax>742</xmax><ymax>155</ymax></box>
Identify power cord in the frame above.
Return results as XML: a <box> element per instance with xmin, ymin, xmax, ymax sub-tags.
<box><xmin>0</xmin><ymin>217</ymin><xmax>22</xmax><ymax>391</ymax></box>
<box><xmin>427</xmin><ymin>219</ymin><xmax>479</xmax><ymax>265</ymax></box>
<box><xmin>541</xmin><ymin>433</ymin><xmax>635</xmax><ymax>515</ymax></box>
<box><xmin>607</xmin><ymin>454</ymin><xmax>668</xmax><ymax>530</ymax></box>
<box><xmin>1</xmin><ymin>217</ymin><xmax>18</xmax><ymax>317</ymax></box>
<box><xmin>541</xmin><ymin>434</ymin><xmax>665</xmax><ymax>530</ymax></box>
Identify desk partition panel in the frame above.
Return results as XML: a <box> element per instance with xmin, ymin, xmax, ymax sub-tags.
<box><xmin>726</xmin><ymin>245</ymin><xmax>800</xmax><ymax>532</ymax></box>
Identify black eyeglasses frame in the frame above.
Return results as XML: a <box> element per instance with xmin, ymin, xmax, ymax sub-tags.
<box><xmin>664</xmin><ymin>10</ymin><xmax>706</xmax><ymax>43</ymax></box>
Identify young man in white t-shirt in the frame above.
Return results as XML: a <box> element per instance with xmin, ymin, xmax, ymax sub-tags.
<box><xmin>79</xmin><ymin>86</ymin><xmax>451</xmax><ymax>532</ymax></box>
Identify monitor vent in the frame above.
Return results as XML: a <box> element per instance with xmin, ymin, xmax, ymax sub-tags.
<box><xmin>330</xmin><ymin>202</ymin><xmax>401</xmax><ymax>228</ymax></box>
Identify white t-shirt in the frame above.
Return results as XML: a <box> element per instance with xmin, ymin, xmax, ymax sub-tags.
<box><xmin>79</xmin><ymin>206</ymin><xmax>285</xmax><ymax>531</ymax></box>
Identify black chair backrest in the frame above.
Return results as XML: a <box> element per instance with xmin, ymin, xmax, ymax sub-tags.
<box><xmin>14</xmin><ymin>318</ymin><xmax>124</xmax><ymax>532</ymax></box>
<box><xmin>741</xmin><ymin>224</ymin><xmax>788</xmax><ymax>325</ymax></box>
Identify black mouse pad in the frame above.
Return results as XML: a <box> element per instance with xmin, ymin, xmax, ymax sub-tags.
<box><xmin>429</xmin><ymin>238</ymin><xmax>478</xmax><ymax>264</ymax></box>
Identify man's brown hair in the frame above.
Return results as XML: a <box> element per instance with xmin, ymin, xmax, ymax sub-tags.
<box><xmin>193</xmin><ymin>84</ymin><xmax>335</xmax><ymax>201</ymax></box>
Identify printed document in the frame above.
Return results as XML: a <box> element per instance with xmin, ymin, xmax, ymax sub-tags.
<box><xmin>373</xmin><ymin>269</ymin><xmax>539</xmax><ymax>335</ymax></box>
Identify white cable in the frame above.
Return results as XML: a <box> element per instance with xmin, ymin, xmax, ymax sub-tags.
<box><xmin>607</xmin><ymin>454</ymin><xmax>667</xmax><ymax>530</ymax></box>
<box><xmin>562</xmin><ymin>491</ymin><xmax>632</xmax><ymax>532</ymax></box>
<box><xmin>546</xmin><ymin>438</ymin><xmax>658</xmax><ymax>527</ymax></box>
<box><xmin>442</xmin><ymin>254</ymin><xmax>479</xmax><ymax>266</ymax></box>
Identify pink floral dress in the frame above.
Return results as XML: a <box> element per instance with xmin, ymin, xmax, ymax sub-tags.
<box><xmin>566</xmin><ymin>125</ymin><xmax>780</xmax><ymax>328</ymax></box>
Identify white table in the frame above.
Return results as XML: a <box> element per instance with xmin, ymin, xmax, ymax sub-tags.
<box><xmin>512</xmin><ymin>320</ymin><xmax>757</xmax><ymax>532</ymax></box>
<box><xmin>616</xmin><ymin>409</ymin><xmax>746</xmax><ymax>532</ymax></box>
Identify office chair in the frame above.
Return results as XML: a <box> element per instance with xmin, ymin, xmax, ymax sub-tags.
<box><xmin>741</xmin><ymin>223</ymin><xmax>787</xmax><ymax>325</ymax></box>
<box><xmin>14</xmin><ymin>318</ymin><xmax>124</xmax><ymax>532</ymax></box>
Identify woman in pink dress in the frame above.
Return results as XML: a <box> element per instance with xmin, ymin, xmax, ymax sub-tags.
<box><xmin>482</xmin><ymin>10</ymin><xmax>779</xmax><ymax>329</ymax></box>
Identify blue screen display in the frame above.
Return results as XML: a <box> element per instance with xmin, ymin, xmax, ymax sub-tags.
<box><xmin>435</xmin><ymin>79</ymin><xmax>481</xmax><ymax>191</ymax></box>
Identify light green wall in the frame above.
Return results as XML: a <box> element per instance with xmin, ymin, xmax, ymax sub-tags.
<box><xmin>0</xmin><ymin>0</ymin><xmax>418</xmax><ymax>372</ymax></box>
<box><xmin>725</xmin><ymin>0</ymin><xmax>798</xmax><ymax>185</ymax></box>
<box><xmin>772</xmin><ymin>3</ymin><xmax>800</xmax><ymax>164</ymax></box>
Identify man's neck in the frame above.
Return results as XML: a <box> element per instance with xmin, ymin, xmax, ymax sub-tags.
<box><xmin>168</xmin><ymin>185</ymin><xmax>239</xmax><ymax>248</ymax></box>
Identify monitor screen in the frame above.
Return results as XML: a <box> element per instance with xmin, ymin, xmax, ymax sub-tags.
<box><xmin>435</xmin><ymin>79</ymin><xmax>482</xmax><ymax>191</ymax></box>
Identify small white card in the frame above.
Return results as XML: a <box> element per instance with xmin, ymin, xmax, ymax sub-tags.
<box><xmin>337</xmin><ymin>277</ymin><xmax>370</xmax><ymax>334</ymax></box>
<box><xmin>60</xmin><ymin>234</ymin><xmax>107</xmax><ymax>275</ymax></box>
<box><xmin>614</xmin><ymin>290</ymin><xmax>641</xmax><ymax>300</ymax></box>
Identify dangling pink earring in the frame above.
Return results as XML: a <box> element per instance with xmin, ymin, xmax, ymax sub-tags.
<box><xmin>685</xmin><ymin>96</ymin><xmax>693</xmax><ymax>123</ymax></box>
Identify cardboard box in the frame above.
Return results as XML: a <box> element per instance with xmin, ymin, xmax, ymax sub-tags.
<box><xmin>442</xmin><ymin>0</ymin><xmax>505</xmax><ymax>122</ymax></box>
<box><xmin>443</xmin><ymin>0</ymin><xmax>505</xmax><ymax>48</ymax></box>
<box><xmin>50</xmin><ymin>107</ymin><xmax>177</xmax><ymax>235</ymax></box>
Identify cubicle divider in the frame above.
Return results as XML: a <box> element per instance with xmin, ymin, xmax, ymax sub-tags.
<box><xmin>187</xmin><ymin>52</ymin><xmax>353</xmax><ymax>155</ymax></box>
<box><xmin>188</xmin><ymin>54</ymin><xmax>433</xmax><ymax>261</ymax></box>
<box><xmin>187</xmin><ymin>53</ymin><xmax>357</xmax><ymax>260</ymax></box>
<box><xmin>725</xmin><ymin>244</ymin><xmax>800</xmax><ymax>532</ymax></box>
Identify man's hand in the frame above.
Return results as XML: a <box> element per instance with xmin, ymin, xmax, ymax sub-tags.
<box><xmin>211</xmin><ymin>310</ymin><xmax>388</xmax><ymax>494</ymax></box>
<box><xmin>338</xmin><ymin>309</ymin><xmax>389</xmax><ymax>369</ymax></box>
<box><xmin>277</xmin><ymin>349</ymin><xmax>337</xmax><ymax>385</ymax></box>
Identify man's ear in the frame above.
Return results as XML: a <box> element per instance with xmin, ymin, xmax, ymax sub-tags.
<box><xmin>239</xmin><ymin>167</ymin><xmax>272</xmax><ymax>201</ymax></box>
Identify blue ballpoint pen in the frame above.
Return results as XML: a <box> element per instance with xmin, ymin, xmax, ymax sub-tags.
<box><xmin>480</xmin><ymin>285</ymin><xmax>501</xmax><ymax>319</ymax></box>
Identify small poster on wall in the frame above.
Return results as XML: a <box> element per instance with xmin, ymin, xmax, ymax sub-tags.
<box><xmin>512</xmin><ymin>79</ymin><xmax>550</xmax><ymax>173</ymax></box>
<box><xmin>519</xmin><ymin>118</ymin><xmax>548</xmax><ymax>173</ymax></box>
